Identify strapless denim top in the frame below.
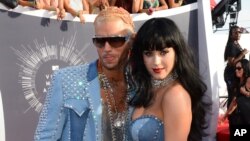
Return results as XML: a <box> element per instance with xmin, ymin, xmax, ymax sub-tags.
<box><xmin>128</xmin><ymin>115</ymin><xmax>164</xmax><ymax>141</ymax></box>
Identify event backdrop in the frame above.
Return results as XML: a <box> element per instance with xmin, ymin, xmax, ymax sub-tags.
<box><xmin>0</xmin><ymin>3</ymin><xmax>201</xmax><ymax>141</ymax></box>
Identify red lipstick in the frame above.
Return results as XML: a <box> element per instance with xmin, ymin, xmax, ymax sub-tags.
<box><xmin>153</xmin><ymin>68</ymin><xmax>162</xmax><ymax>73</ymax></box>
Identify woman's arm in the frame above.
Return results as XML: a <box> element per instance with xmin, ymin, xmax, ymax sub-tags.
<box><xmin>137</xmin><ymin>0</ymin><xmax>168</xmax><ymax>15</ymax></box>
<box><xmin>18</xmin><ymin>0</ymin><xmax>39</xmax><ymax>8</ymax></box>
<box><xmin>240</xmin><ymin>86</ymin><xmax>250</xmax><ymax>97</ymax></box>
<box><xmin>82</xmin><ymin>0</ymin><xmax>90</xmax><ymax>14</ymax></box>
<box><xmin>228</xmin><ymin>48</ymin><xmax>248</xmax><ymax>66</ymax></box>
<box><xmin>167</xmin><ymin>0</ymin><xmax>182</xmax><ymax>8</ymax></box>
<box><xmin>64</xmin><ymin>0</ymin><xmax>79</xmax><ymax>16</ymax></box>
<box><xmin>57</xmin><ymin>0</ymin><xmax>66</xmax><ymax>20</ymax></box>
<box><xmin>64</xmin><ymin>0</ymin><xmax>89</xmax><ymax>23</ymax></box>
<box><xmin>222</xmin><ymin>97</ymin><xmax>237</xmax><ymax>121</ymax></box>
<box><xmin>40</xmin><ymin>0</ymin><xmax>58</xmax><ymax>11</ymax></box>
<box><xmin>132</xmin><ymin>0</ymin><xmax>143</xmax><ymax>13</ymax></box>
<box><xmin>154</xmin><ymin>0</ymin><xmax>168</xmax><ymax>11</ymax></box>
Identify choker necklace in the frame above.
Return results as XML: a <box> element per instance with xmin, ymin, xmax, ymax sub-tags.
<box><xmin>151</xmin><ymin>71</ymin><xmax>178</xmax><ymax>89</ymax></box>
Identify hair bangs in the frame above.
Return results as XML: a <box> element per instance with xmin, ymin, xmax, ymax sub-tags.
<box><xmin>140</xmin><ymin>31</ymin><xmax>175</xmax><ymax>51</ymax></box>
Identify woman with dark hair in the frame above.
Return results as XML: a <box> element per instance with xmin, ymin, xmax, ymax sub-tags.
<box><xmin>126</xmin><ymin>18</ymin><xmax>210</xmax><ymax>141</ymax></box>
<box><xmin>224</xmin><ymin>25</ymin><xmax>248</xmax><ymax>108</ymax></box>
<box><xmin>222</xmin><ymin>59</ymin><xmax>250</xmax><ymax>138</ymax></box>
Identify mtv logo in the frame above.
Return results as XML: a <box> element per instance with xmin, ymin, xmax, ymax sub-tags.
<box><xmin>52</xmin><ymin>65</ymin><xmax>59</xmax><ymax>71</ymax></box>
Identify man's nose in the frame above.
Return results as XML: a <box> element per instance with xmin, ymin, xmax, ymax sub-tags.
<box><xmin>103</xmin><ymin>41</ymin><xmax>112</xmax><ymax>51</ymax></box>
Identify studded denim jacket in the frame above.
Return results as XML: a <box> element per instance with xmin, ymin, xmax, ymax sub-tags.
<box><xmin>34</xmin><ymin>60</ymin><xmax>104</xmax><ymax>141</ymax></box>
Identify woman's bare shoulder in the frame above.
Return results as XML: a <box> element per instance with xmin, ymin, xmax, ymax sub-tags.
<box><xmin>161</xmin><ymin>83</ymin><xmax>191</xmax><ymax>110</ymax></box>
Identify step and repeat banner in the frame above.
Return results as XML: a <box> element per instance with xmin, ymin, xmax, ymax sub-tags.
<box><xmin>0</xmin><ymin>3</ymin><xmax>201</xmax><ymax>141</ymax></box>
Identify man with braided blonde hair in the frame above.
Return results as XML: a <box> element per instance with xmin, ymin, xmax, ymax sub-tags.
<box><xmin>34</xmin><ymin>7</ymin><xmax>135</xmax><ymax>141</ymax></box>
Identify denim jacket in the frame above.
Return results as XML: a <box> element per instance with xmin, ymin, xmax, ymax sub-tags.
<box><xmin>34</xmin><ymin>60</ymin><xmax>104</xmax><ymax>141</ymax></box>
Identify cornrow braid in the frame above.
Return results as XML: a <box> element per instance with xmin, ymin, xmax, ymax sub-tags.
<box><xmin>94</xmin><ymin>6</ymin><xmax>135</xmax><ymax>31</ymax></box>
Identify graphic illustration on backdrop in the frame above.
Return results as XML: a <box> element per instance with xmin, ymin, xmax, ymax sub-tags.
<box><xmin>11</xmin><ymin>34</ymin><xmax>88</xmax><ymax>113</ymax></box>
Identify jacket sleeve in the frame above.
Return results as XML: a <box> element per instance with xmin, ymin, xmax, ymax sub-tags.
<box><xmin>34</xmin><ymin>71</ymin><xmax>66</xmax><ymax>141</ymax></box>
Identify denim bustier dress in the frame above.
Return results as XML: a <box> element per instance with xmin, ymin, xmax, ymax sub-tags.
<box><xmin>129</xmin><ymin>115</ymin><xmax>164</xmax><ymax>141</ymax></box>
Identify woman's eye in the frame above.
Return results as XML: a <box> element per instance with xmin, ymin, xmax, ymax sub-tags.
<box><xmin>160</xmin><ymin>50</ymin><xmax>168</xmax><ymax>55</ymax></box>
<box><xmin>144</xmin><ymin>51</ymin><xmax>152</xmax><ymax>56</ymax></box>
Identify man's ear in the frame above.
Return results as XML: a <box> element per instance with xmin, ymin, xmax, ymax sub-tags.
<box><xmin>128</xmin><ymin>33</ymin><xmax>136</xmax><ymax>46</ymax></box>
<box><xmin>130</xmin><ymin>33</ymin><xmax>136</xmax><ymax>41</ymax></box>
<box><xmin>128</xmin><ymin>33</ymin><xmax>136</xmax><ymax>49</ymax></box>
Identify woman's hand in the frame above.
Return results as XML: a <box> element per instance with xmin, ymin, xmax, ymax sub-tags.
<box><xmin>78</xmin><ymin>10</ymin><xmax>85</xmax><ymax>24</ymax></box>
<box><xmin>240</xmin><ymin>86</ymin><xmax>250</xmax><ymax>97</ymax></box>
<box><xmin>56</xmin><ymin>8</ymin><xmax>66</xmax><ymax>20</ymax></box>
<box><xmin>146</xmin><ymin>7</ymin><xmax>154</xmax><ymax>15</ymax></box>
<box><xmin>241</xmin><ymin>48</ymin><xmax>249</xmax><ymax>55</ymax></box>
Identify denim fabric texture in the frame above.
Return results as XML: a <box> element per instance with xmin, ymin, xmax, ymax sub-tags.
<box><xmin>129</xmin><ymin>115</ymin><xmax>164</xmax><ymax>141</ymax></box>
<box><xmin>34</xmin><ymin>60</ymin><xmax>103</xmax><ymax>141</ymax></box>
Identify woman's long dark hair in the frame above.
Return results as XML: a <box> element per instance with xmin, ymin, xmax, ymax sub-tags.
<box><xmin>232</xmin><ymin>59</ymin><xmax>250</xmax><ymax>89</ymax></box>
<box><xmin>224</xmin><ymin>25</ymin><xmax>240</xmax><ymax>61</ymax></box>
<box><xmin>127</xmin><ymin>18</ymin><xmax>210</xmax><ymax>141</ymax></box>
